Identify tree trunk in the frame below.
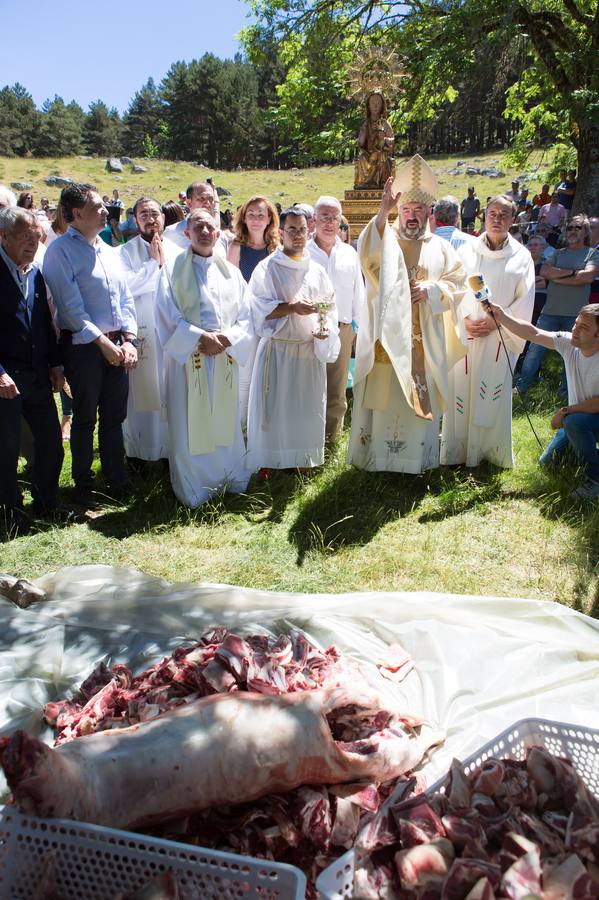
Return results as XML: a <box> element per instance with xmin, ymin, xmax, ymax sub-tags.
<box><xmin>573</xmin><ymin>121</ymin><xmax>599</xmax><ymax>215</ymax></box>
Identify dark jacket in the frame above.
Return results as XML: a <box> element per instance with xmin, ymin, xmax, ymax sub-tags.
<box><xmin>0</xmin><ymin>252</ymin><xmax>61</xmax><ymax>381</ymax></box>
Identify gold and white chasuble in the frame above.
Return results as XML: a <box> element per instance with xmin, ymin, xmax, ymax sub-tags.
<box><xmin>348</xmin><ymin>220</ymin><xmax>466</xmax><ymax>473</ymax></box>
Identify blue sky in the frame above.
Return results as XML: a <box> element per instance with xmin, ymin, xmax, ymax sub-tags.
<box><xmin>2</xmin><ymin>0</ymin><xmax>254</xmax><ymax>113</ymax></box>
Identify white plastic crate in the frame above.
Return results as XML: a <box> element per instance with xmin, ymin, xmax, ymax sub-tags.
<box><xmin>0</xmin><ymin>805</ymin><xmax>306</xmax><ymax>900</ymax></box>
<box><xmin>316</xmin><ymin>717</ymin><xmax>599</xmax><ymax>899</ymax></box>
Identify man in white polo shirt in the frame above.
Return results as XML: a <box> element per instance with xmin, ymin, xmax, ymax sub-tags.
<box><xmin>307</xmin><ymin>195</ymin><xmax>365</xmax><ymax>442</ymax></box>
<box><xmin>486</xmin><ymin>299</ymin><xmax>599</xmax><ymax>500</ymax></box>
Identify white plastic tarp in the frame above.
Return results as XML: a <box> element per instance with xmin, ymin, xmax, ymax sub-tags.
<box><xmin>1</xmin><ymin>564</ymin><xmax>599</xmax><ymax>799</ymax></box>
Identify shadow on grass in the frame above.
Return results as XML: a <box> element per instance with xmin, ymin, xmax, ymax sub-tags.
<box><xmin>245</xmin><ymin>470</ymin><xmax>299</xmax><ymax>525</ymax></box>
<box><xmin>416</xmin><ymin>464</ymin><xmax>504</xmax><ymax>523</ymax></box>
<box><xmin>288</xmin><ymin>465</ymin><xmax>434</xmax><ymax>565</ymax></box>
<box><xmin>84</xmin><ymin>465</ymin><xmax>290</xmax><ymax>539</ymax></box>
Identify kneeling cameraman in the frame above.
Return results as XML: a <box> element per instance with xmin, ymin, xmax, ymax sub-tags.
<box><xmin>486</xmin><ymin>301</ymin><xmax>599</xmax><ymax>500</ymax></box>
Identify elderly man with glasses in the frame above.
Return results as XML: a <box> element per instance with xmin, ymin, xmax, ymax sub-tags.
<box><xmin>307</xmin><ymin>195</ymin><xmax>365</xmax><ymax>443</ymax></box>
<box><xmin>516</xmin><ymin>215</ymin><xmax>599</xmax><ymax>396</ymax></box>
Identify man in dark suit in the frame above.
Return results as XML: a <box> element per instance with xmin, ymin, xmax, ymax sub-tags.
<box><xmin>0</xmin><ymin>208</ymin><xmax>65</xmax><ymax>536</ymax></box>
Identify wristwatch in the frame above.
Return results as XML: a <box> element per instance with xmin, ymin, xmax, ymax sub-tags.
<box><xmin>123</xmin><ymin>336</ymin><xmax>142</xmax><ymax>349</ymax></box>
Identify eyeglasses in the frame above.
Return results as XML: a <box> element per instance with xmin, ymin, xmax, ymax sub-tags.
<box><xmin>566</xmin><ymin>225</ymin><xmax>583</xmax><ymax>231</ymax></box>
<box><xmin>284</xmin><ymin>227</ymin><xmax>307</xmax><ymax>237</ymax></box>
<box><xmin>316</xmin><ymin>214</ymin><xmax>341</xmax><ymax>224</ymax></box>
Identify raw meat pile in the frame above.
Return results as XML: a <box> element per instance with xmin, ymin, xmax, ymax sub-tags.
<box><xmin>153</xmin><ymin>770</ymin><xmax>407</xmax><ymax>893</ymax></box>
<box><xmin>353</xmin><ymin>747</ymin><xmax>599</xmax><ymax>898</ymax></box>
<box><xmin>41</xmin><ymin>628</ymin><xmax>412</xmax><ymax>745</ymax></box>
<box><xmin>1</xmin><ymin>629</ymin><xmax>431</xmax><ymax>894</ymax></box>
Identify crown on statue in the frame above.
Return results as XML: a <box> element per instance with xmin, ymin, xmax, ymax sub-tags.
<box><xmin>347</xmin><ymin>46</ymin><xmax>406</xmax><ymax>104</ymax></box>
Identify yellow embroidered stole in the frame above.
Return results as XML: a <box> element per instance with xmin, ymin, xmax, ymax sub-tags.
<box><xmin>168</xmin><ymin>250</ymin><xmax>239</xmax><ymax>455</ymax></box>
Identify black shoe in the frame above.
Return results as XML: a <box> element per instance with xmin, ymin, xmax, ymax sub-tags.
<box><xmin>32</xmin><ymin>503</ymin><xmax>80</xmax><ymax>525</ymax></box>
<box><xmin>103</xmin><ymin>481</ymin><xmax>133</xmax><ymax>502</ymax></box>
<box><xmin>0</xmin><ymin>506</ymin><xmax>33</xmax><ymax>538</ymax></box>
<box><xmin>72</xmin><ymin>489</ymin><xmax>101</xmax><ymax>511</ymax></box>
<box><xmin>126</xmin><ymin>457</ymin><xmax>149</xmax><ymax>475</ymax></box>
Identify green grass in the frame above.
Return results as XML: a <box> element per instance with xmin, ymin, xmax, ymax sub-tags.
<box><xmin>2</xmin><ymin>365</ymin><xmax>598</xmax><ymax>616</ymax></box>
<box><xmin>0</xmin><ymin>149</ymin><xmax>555</xmax><ymax>212</ymax></box>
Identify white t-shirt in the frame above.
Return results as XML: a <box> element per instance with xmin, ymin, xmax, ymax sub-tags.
<box><xmin>554</xmin><ymin>332</ymin><xmax>599</xmax><ymax>405</ymax></box>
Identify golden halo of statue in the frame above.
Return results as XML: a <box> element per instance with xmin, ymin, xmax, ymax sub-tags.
<box><xmin>347</xmin><ymin>45</ymin><xmax>406</xmax><ymax>104</ymax></box>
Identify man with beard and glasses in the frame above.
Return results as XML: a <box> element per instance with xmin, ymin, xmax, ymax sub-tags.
<box><xmin>348</xmin><ymin>155</ymin><xmax>465</xmax><ymax>473</ymax></box>
<box><xmin>118</xmin><ymin>197</ymin><xmax>178</xmax><ymax>464</ymax></box>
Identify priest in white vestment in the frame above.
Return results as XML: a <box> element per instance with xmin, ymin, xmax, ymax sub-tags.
<box><xmin>440</xmin><ymin>196</ymin><xmax>535</xmax><ymax>468</ymax></box>
<box><xmin>118</xmin><ymin>197</ymin><xmax>177</xmax><ymax>461</ymax></box>
<box><xmin>245</xmin><ymin>208</ymin><xmax>340</xmax><ymax>472</ymax></box>
<box><xmin>348</xmin><ymin>155</ymin><xmax>466</xmax><ymax>473</ymax></box>
<box><xmin>155</xmin><ymin>209</ymin><xmax>252</xmax><ymax>507</ymax></box>
<box><xmin>163</xmin><ymin>180</ymin><xmax>225</xmax><ymax>257</ymax></box>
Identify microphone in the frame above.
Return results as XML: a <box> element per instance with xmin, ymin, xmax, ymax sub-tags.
<box><xmin>468</xmin><ymin>273</ymin><xmax>492</xmax><ymax>305</ymax></box>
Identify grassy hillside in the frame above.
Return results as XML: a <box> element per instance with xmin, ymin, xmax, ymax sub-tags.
<box><xmin>0</xmin><ymin>150</ymin><xmax>555</xmax><ymax>213</ymax></box>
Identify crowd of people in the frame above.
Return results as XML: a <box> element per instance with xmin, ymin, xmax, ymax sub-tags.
<box><xmin>0</xmin><ymin>158</ymin><xmax>598</xmax><ymax>538</ymax></box>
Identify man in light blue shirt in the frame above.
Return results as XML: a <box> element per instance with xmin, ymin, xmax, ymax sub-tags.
<box><xmin>43</xmin><ymin>183</ymin><xmax>138</xmax><ymax>507</ymax></box>
<box><xmin>433</xmin><ymin>196</ymin><xmax>474</xmax><ymax>252</ymax></box>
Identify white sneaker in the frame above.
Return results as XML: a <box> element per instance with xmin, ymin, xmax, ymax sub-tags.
<box><xmin>571</xmin><ymin>479</ymin><xmax>599</xmax><ymax>500</ymax></box>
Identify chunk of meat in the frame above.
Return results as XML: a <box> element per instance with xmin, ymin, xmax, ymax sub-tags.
<box><xmin>0</xmin><ymin>688</ymin><xmax>435</xmax><ymax>831</ymax></box>
<box><xmin>543</xmin><ymin>854</ymin><xmax>599</xmax><ymax>900</ymax></box>
<box><xmin>395</xmin><ymin>842</ymin><xmax>451</xmax><ymax>890</ymax></box>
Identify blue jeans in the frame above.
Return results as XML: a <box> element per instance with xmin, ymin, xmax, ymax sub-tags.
<box><xmin>539</xmin><ymin>413</ymin><xmax>599</xmax><ymax>482</ymax></box>
<box><xmin>516</xmin><ymin>313</ymin><xmax>577</xmax><ymax>393</ymax></box>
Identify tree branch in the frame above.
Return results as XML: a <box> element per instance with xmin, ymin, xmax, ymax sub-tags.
<box><xmin>514</xmin><ymin>5</ymin><xmax>575</xmax><ymax>96</ymax></box>
<box><xmin>561</xmin><ymin>0</ymin><xmax>592</xmax><ymax>25</ymax></box>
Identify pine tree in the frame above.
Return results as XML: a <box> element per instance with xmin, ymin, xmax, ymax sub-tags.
<box><xmin>83</xmin><ymin>101</ymin><xmax>122</xmax><ymax>156</ymax></box>
<box><xmin>34</xmin><ymin>97</ymin><xmax>85</xmax><ymax>156</ymax></box>
<box><xmin>0</xmin><ymin>84</ymin><xmax>40</xmax><ymax>156</ymax></box>
<box><xmin>122</xmin><ymin>78</ymin><xmax>164</xmax><ymax>156</ymax></box>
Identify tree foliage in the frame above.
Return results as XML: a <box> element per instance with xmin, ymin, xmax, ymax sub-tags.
<box><xmin>243</xmin><ymin>0</ymin><xmax>598</xmax><ymax>209</ymax></box>
<box><xmin>159</xmin><ymin>53</ymin><xmax>274</xmax><ymax>167</ymax></box>
<box><xmin>0</xmin><ymin>84</ymin><xmax>40</xmax><ymax>156</ymax></box>
<box><xmin>0</xmin><ymin>0</ymin><xmax>595</xmax><ymax>209</ymax></box>
<box><xmin>83</xmin><ymin>101</ymin><xmax>123</xmax><ymax>156</ymax></box>
<box><xmin>122</xmin><ymin>79</ymin><xmax>165</xmax><ymax>157</ymax></box>
<box><xmin>34</xmin><ymin>97</ymin><xmax>85</xmax><ymax>157</ymax></box>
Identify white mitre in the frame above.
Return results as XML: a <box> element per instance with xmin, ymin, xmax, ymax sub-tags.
<box><xmin>392</xmin><ymin>154</ymin><xmax>438</xmax><ymax>205</ymax></box>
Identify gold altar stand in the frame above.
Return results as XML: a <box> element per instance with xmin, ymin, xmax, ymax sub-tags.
<box><xmin>342</xmin><ymin>188</ymin><xmax>398</xmax><ymax>242</ymax></box>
